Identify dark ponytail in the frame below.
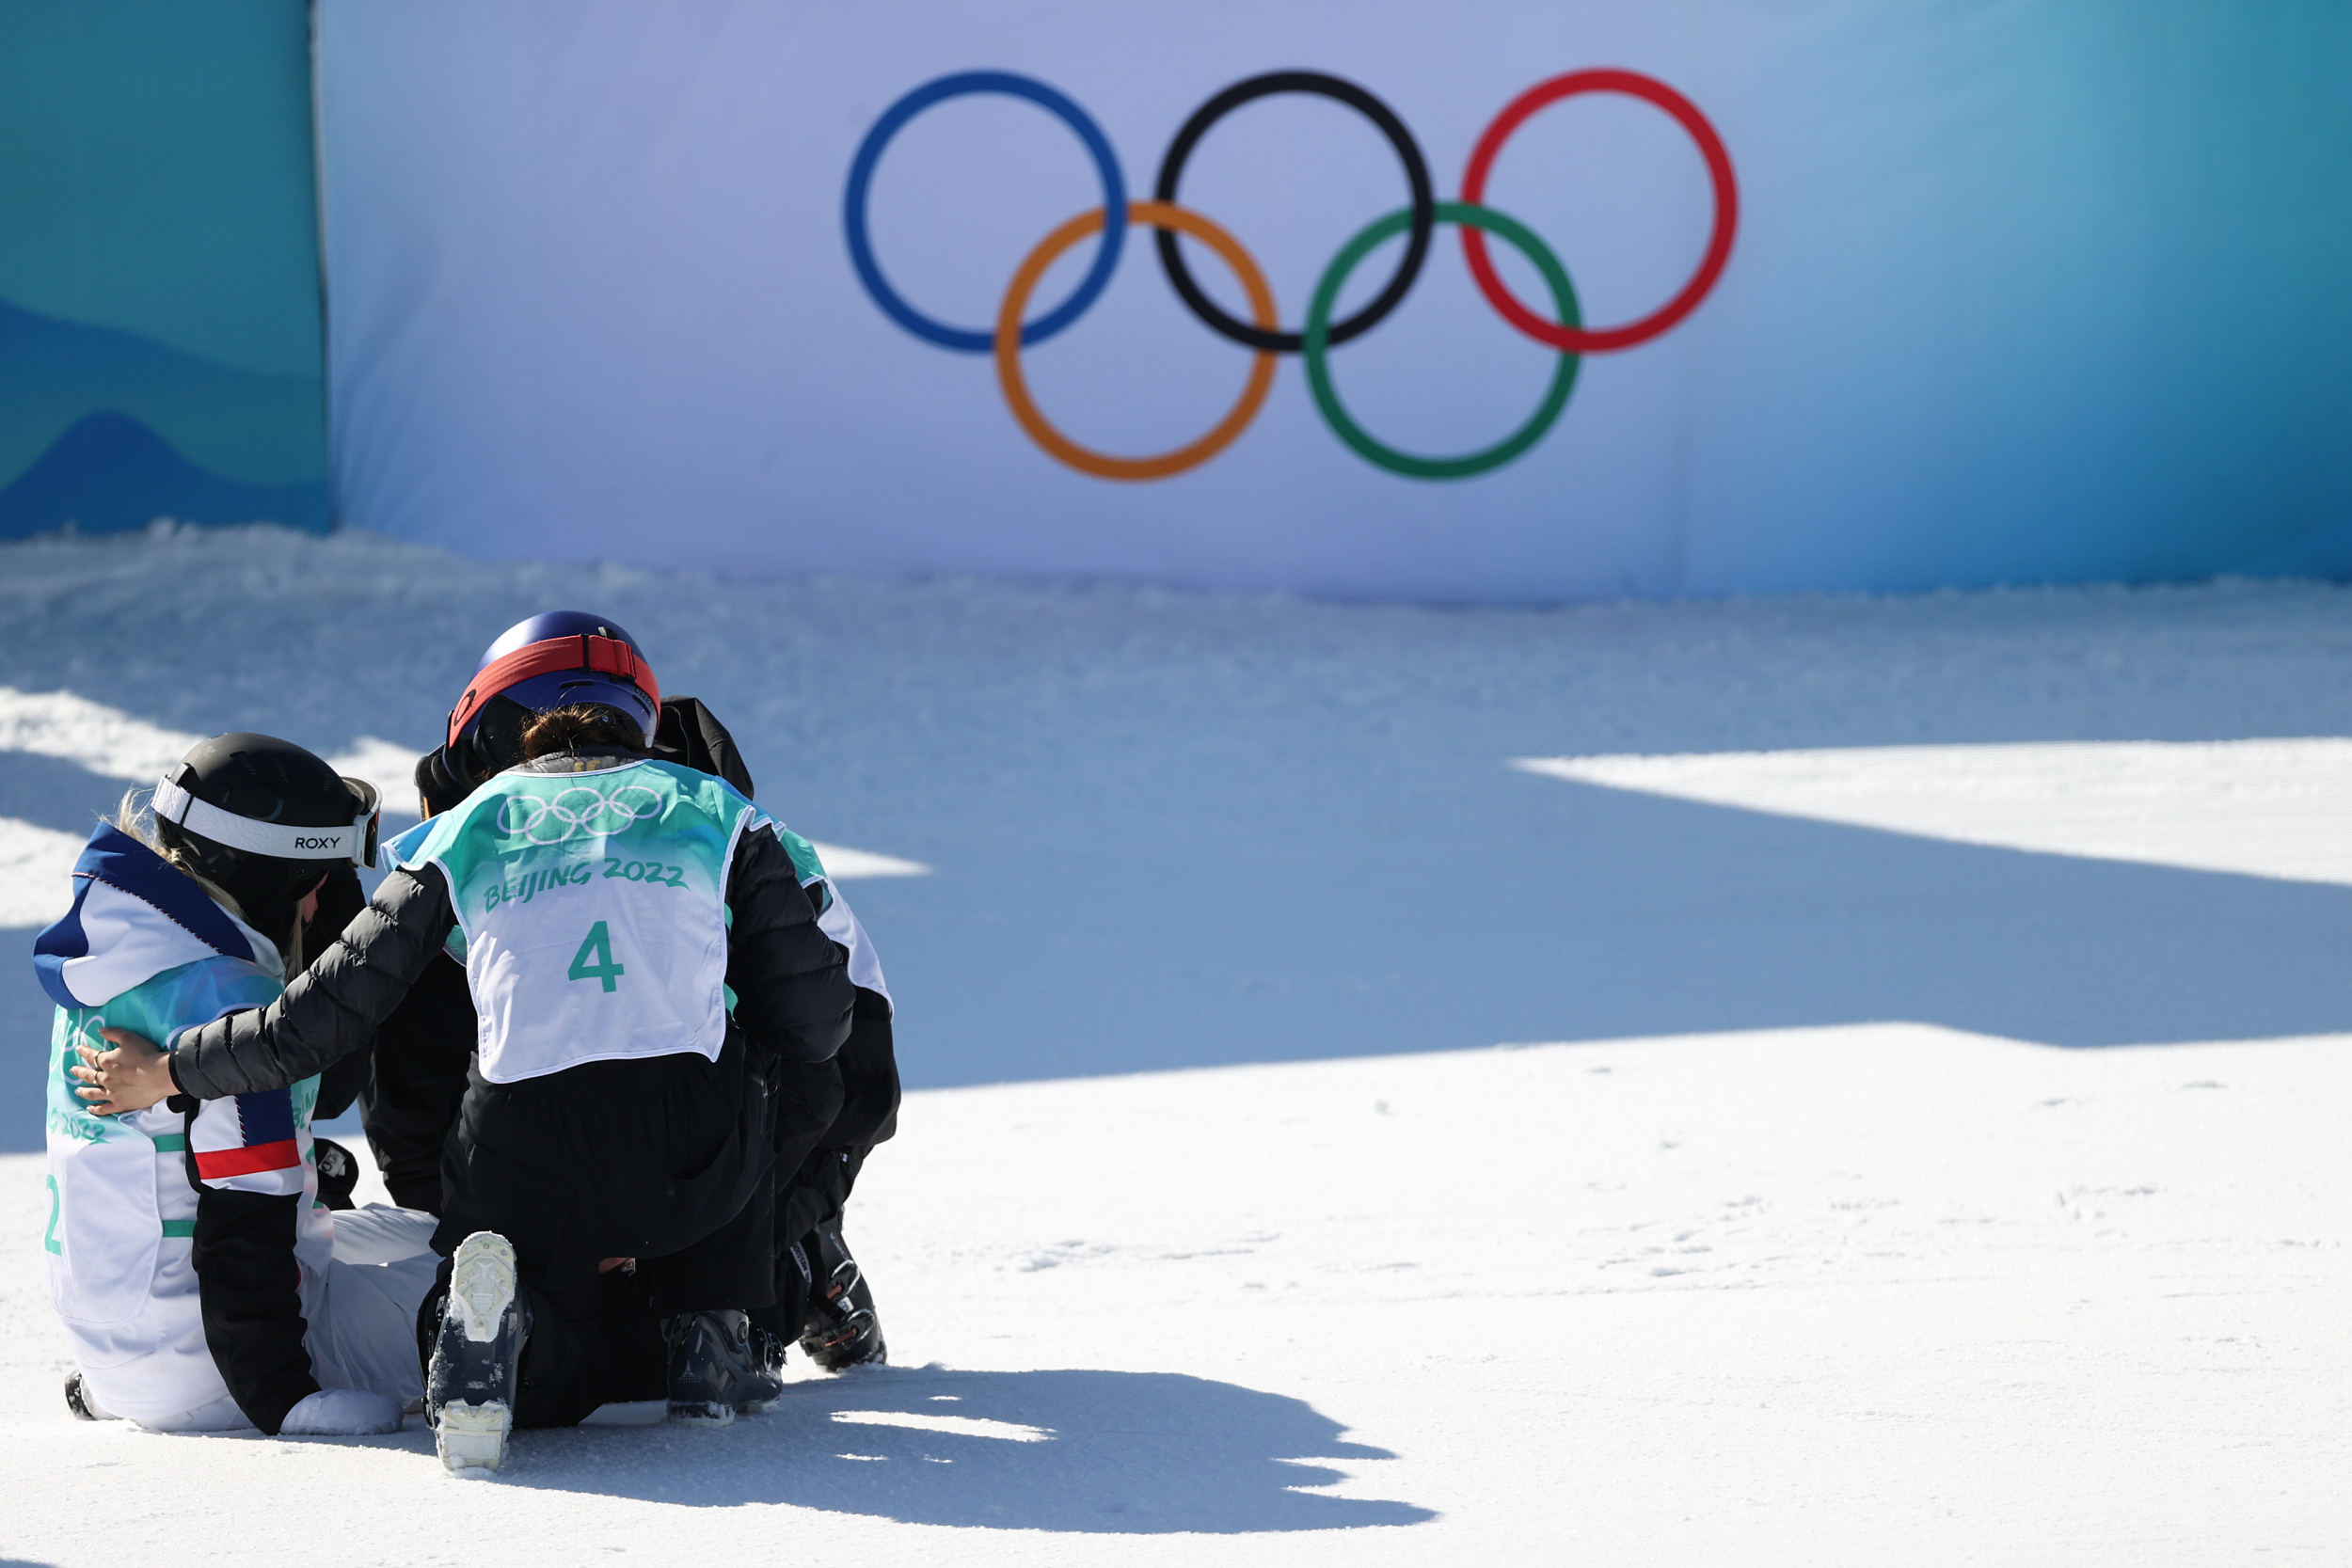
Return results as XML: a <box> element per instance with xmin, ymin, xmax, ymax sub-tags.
<box><xmin>519</xmin><ymin>703</ymin><xmax>654</xmax><ymax>763</ymax></box>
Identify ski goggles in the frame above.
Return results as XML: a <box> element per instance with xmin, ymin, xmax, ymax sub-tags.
<box><xmin>153</xmin><ymin>775</ymin><xmax>382</xmax><ymax>868</ymax></box>
<box><xmin>446</xmin><ymin>632</ymin><xmax>661</xmax><ymax>750</ymax></box>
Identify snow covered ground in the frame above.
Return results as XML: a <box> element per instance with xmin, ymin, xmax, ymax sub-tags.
<box><xmin>7</xmin><ymin>1026</ymin><xmax>2350</xmax><ymax>1564</ymax></box>
<box><xmin>1</xmin><ymin>527</ymin><xmax>2347</xmax><ymax>1563</ymax></box>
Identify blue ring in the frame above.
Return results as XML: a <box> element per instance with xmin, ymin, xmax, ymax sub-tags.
<box><xmin>844</xmin><ymin>71</ymin><xmax>1127</xmax><ymax>354</ymax></box>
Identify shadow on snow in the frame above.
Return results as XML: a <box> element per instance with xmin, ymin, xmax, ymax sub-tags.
<box><xmin>498</xmin><ymin>1366</ymin><xmax>1432</xmax><ymax>1532</ymax></box>
<box><xmin>7</xmin><ymin>782</ymin><xmax>2350</xmax><ymax>1152</ymax></box>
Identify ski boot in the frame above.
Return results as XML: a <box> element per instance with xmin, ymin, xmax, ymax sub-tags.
<box><xmin>426</xmin><ymin>1231</ymin><xmax>529</xmax><ymax>1473</ymax></box>
<box><xmin>744</xmin><ymin>1325</ymin><xmax>787</xmax><ymax>1414</ymax></box>
<box><xmin>312</xmin><ymin>1137</ymin><xmax>359</xmax><ymax>1211</ymax></box>
<box><xmin>64</xmin><ymin>1371</ymin><xmax>112</xmax><ymax>1421</ymax></box>
<box><xmin>797</xmin><ymin>1216</ymin><xmax>886</xmax><ymax>1371</ymax></box>
<box><xmin>667</xmin><ymin>1308</ymin><xmax>769</xmax><ymax>1426</ymax></box>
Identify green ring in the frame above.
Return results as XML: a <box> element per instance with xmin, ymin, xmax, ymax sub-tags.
<box><xmin>1303</xmin><ymin>200</ymin><xmax>1581</xmax><ymax>481</ymax></box>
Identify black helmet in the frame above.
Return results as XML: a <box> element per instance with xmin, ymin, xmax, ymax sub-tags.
<box><xmin>151</xmin><ymin>734</ymin><xmax>380</xmax><ymax>946</ymax></box>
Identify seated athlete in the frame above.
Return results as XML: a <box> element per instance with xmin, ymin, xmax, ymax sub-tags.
<box><xmin>45</xmin><ymin>734</ymin><xmax>437</xmax><ymax>1436</ymax></box>
<box><xmin>82</xmin><ymin>616</ymin><xmax>859</xmax><ymax>1471</ymax></box>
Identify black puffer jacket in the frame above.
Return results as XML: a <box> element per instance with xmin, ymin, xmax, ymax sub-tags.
<box><xmin>353</xmin><ymin>698</ymin><xmax>900</xmax><ymax>1216</ymax></box>
<box><xmin>166</xmin><ymin>810</ymin><xmax>855</xmax><ymax>1101</ymax></box>
<box><xmin>355</xmin><ymin>948</ymin><xmax>476</xmax><ymax>1212</ymax></box>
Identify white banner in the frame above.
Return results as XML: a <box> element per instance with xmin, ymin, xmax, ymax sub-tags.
<box><xmin>316</xmin><ymin>0</ymin><xmax>2352</xmax><ymax>599</ymax></box>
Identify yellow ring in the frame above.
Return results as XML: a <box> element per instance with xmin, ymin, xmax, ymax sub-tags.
<box><xmin>994</xmin><ymin>199</ymin><xmax>1278</xmax><ymax>482</ymax></box>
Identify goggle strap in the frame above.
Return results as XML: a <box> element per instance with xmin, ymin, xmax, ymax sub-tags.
<box><xmin>153</xmin><ymin>776</ymin><xmax>379</xmax><ymax>867</ymax></box>
<box><xmin>445</xmin><ymin>633</ymin><xmax>662</xmax><ymax>749</ymax></box>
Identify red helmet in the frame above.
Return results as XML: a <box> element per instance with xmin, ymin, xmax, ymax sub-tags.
<box><xmin>446</xmin><ymin>610</ymin><xmax>661</xmax><ymax>779</ymax></box>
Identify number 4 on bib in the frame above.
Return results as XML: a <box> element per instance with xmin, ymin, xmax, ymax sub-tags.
<box><xmin>567</xmin><ymin>921</ymin><xmax>626</xmax><ymax>992</ymax></box>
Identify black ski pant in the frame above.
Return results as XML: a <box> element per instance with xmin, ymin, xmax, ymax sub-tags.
<box><xmin>418</xmin><ymin>1035</ymin><xmax>774</xmax><ymax>1429</ymax></box>
<box><xmin>754</xmin><ymin>991</ymin><xmax>897</xmax><ymax>1338</ymax></box>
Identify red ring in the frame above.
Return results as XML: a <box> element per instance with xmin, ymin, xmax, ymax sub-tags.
<box><xmin>1459</xmin><ymin>69</ymin><xmax>1738</xmax><ymax>354</ymax></box>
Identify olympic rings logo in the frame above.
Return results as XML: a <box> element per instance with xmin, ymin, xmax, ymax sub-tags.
<box><xmin>495</xmin><ymin>783</ymin><xmax>664</xmax><ymax>845</ymax></box>
<box><xmin>844</xmin><ymin>69</ymin><xmax>1737</xmax><ymax>483</ymax></box>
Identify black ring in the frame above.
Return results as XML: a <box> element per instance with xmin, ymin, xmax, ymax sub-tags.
<box><xmin>1153</xmin><ymin>71</ymin><xmax>1436</xmax><ymax>355</ymax></box>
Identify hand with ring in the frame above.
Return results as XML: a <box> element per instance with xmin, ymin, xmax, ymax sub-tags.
<box><xmin>72</xmin><ymin>1028</ymin><xmax>176</xmax><ymax>1116</ymax></box>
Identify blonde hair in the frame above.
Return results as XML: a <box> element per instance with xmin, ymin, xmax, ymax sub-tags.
<box><xmin>107</xmin><ymin>788</ymin><xmax>179</xmax><ymax>863</ymax></box>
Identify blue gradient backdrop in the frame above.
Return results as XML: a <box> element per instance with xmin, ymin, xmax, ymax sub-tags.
<box><xmin>305</xmin><ymin>1</ymin><xmax>2350</xmax><ymax>598</ymax></box>
<box><xmin>0</xmin><ymin>2</ymin><xmax>329</xmax><ymax>538</ymax></box>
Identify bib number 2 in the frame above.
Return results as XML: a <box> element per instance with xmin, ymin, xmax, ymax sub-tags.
<box><xmin>567</xmin><ymin>921</ymin><xmax>626</xmax><ymax>992</ymax></box>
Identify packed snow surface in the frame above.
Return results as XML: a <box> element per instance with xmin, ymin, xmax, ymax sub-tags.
<box><xmin>1</xmin><ymin>527</ymin><xmax>2347</xmax><ymax>1563</ymax></box>
<box><xmin>6</xmin><ymin>1031</ymin><xmax>2349</xmax><ymax>1564</ymax></box>
<box><xmin>1521</xmin><ymin>738</ymin><xmax>2352</xmax><ymax>885</ymax></box>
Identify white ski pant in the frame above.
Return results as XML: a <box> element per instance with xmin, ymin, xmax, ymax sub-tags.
<box><xmin>129</xmin><ymin>1204</ymin><xmax>438</xmax><ymax>1433</ymax></box>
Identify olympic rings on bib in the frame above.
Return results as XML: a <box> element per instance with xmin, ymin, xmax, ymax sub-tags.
<box><xmin>845</xmin><ymin>67</ymin><xmax>1737</xmax><ymax>482</ymax></box>
<box><xmin>496</xmin><ymin>783</ymin><xmax>664</xmax><ymax>846</ymax></box>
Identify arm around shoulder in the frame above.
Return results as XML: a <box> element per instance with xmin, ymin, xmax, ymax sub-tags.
<box><xmin>167</xmin><ymin>864</ymin><xmax>459</xmax><ymax>1101</ymax></box>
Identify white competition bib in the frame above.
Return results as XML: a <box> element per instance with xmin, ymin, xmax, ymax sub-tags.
<box><xmin>389</xmin><ymin>758</ymin><xmax>755</xmax><ymax>1085</ymax></box>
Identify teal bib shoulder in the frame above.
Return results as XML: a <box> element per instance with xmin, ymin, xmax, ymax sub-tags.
<box><xmin>388</xmin><ymin>757</ymin><xmax>754</xmax><ymax>1085</ymax></box>
<box><xmin>389</xmin><ymin>757</ymin><xmax>756</xmax><ymax>928</ymax></box>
